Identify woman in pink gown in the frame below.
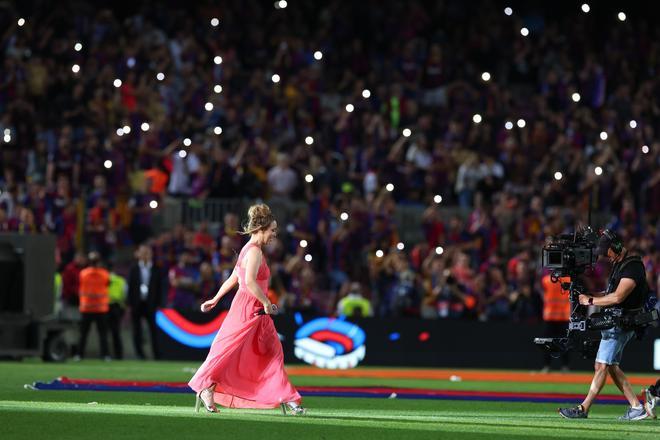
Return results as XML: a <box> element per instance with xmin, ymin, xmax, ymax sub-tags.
<box><xmin>188</xmin><ymin>204</ymin><xmax>304</xmax><ymax>415</ymax></box>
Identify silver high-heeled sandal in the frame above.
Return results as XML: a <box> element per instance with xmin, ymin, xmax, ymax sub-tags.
<box><xmin>195</xmin><ymin>387</ymin><xmax>218</xmax><ymax>413</ymax></box>
<box><xmin>280</xmin><ymin>402</ymin><xmax>306</xmax><ymax>415</ymax></box>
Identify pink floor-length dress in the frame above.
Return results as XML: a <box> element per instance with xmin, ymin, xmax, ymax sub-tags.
<box><xmin>188</xmin><ymin>243</ymin><xmax>301</xmax><ymax>408</ymax></box>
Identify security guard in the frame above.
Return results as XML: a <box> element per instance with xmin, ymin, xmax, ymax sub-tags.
<box><xmin>541</xmin><ymin>274</ymin><xmax>571</xmax><ymax>372</ymax></box>
<box><xmin>77</xmin><ymin>252</ymin><xmax>111</xmax><ymax>360</ymax></box>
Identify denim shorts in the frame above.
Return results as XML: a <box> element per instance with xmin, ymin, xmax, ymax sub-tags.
<box><xmin>595</xmin><ymin>327</ymin><xmax>635</xmax><ymax>365</ymax></box>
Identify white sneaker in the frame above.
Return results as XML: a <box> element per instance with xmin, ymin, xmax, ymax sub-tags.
<box><xmin>619</xmin><ymin>405</ymin><xmax>649</xmax><ymax>421</ymax></box>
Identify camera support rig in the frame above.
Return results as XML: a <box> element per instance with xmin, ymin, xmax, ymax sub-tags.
<box><xmin>534</xmin><ymin>263</ymin><xmax>603</xmax><ymax>359</ymax></box>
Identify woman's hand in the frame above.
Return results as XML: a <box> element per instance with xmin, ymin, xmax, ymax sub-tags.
<box><xmin>262</xmin><ymin>302</ymin><xmax>278</xmax><ymax>315</ymax></box>
<box><xmin>200</xmin><ymin>299</ymin><xmax>217</xmax><ymax>313</ymax></box>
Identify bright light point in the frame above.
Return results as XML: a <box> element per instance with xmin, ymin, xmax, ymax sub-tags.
<box><xmin>505</xmin><ymin>121</ymin><xmax>514</xmax><ymax>130</ymax></box>
<box><xmin>113</xmin><ymin>79</ymin><xmax>122</xmax><ymax>88</ymax></box>
<box><xmin>141</xmin><ymin>122</ymin><xmax>150</xmax><ymax>132</ymax></box>
<box><xmin>397</xmin><ymin>242</ymin><xmax>405</xmax><ymax>251</ymax></box>
<box><xmin>278</xmin><ymin>0</ymin><xmax>288</xmax><ymax>9</ymax></box>
<box><xmin>122</xmin><ymin>125</ymin><xmax>131</xmax><ymax>134</ymax></box>
<box><xmin>156</xmin><ymin>72</ymin><xmax>165</xmax><ymax>81</ymax></box>
<box><xmin>572</xmin><ymin>92</ymin><xmax>581</xmax><ymax>102</ymax></box>
<box><xmin>205</xmin><ymin>102</ymin><xmax>214</xmax><ymax>111</ymax></box>
<box><xmin>210</xmin><ymin>18</ymin><xmax>220</xmax><ymax>27</ymax></box>
<box><xmin>362</xmin><ymin>89</ymin><xmax>371</xmax><ymax>98</ymax></box>
<box><xmin>300</xmin><ymin>240</ymin><xmax>308</xmax><ymax>248</ymax></box>
<box><xmin>17</xmin><ymin>18</ymin><xmax>25</xmax><ymax>27</ymax></box>
<box><xmin>434</xmin><ymin>195</ymin><xmax>442</xmax><ymax>204</ymax></box>
<box><xmin>599</xmin><ymin>131</ymin><xmax>608</xmax><ymax>140</ymax></box>
<box><xmin>472</xmin><ymin>114</ymin><xmax>482</xmax><ymax>124</ymax></box>
<box><xmin>435</xmin><ymin>246</ymin><xmax>444</xmax><ymax>255</ymax></box>
<box><xmin>481</xmin><ymin>72</ymin><xmax>491</xmax><ymax>81</ymax></box>
<box><xmin>104</xmin><ymin>160</ymin><xmax>112</xmax><ymax>169</ymax></box>
<box><xmin>340</xmin><ymin>212</ymin><xmax>349</xmax><ymax>221</ymax></box>
<box><xmin>71</xmin><ymin>64</ymin><xmax>80</xmax><ymax>73</ymax></box>
<box><xmin>641</xmin><ymin>145</ymin><xmax>649</xmax><ymax>154</ymax></box>
<box><xmin>3</xmin><ymin>129</ymin><xmax>9</xmax><ymax>136</ymax></box>
<box><xmin>376</xmin><ymin>250</ymin><xmax>384</xmax><ymax>258</ymax></box>
<box><xmin>178</xmin><ymin>150</ymin><xmax>187</xmax><ymax>158</ymax></box>
<box><xmin>271</xmin><ymin>74</ymin><xmax>280</xmax><ymax>83</ymax></box>
<box><xmin>520</xmin><ymin>27</ymin><xmax>529</xmax><ymax>37</ymax></box>
<box><xmin>116</xmin><ymin>128</ymin><xmax>124</xmax><ymax>136</ymax></box>
<box><xmin>402</xmin><ymin>128</ymin><xmax>412</xmax><ymax>137</ymax></box>
<box><xmin>313</xmin><ymin>51</ymin><xmax>323</xmax><ymax>60</ymax></box>
<box><xmin>305</xmin><ymin>136</ymin><xmax>314</xmax><ymax>145</ymax></box>
<box><xmin>345</xmin><ymin>103</ymin><xmax>354</xmax><ymax>113</ymax></box>
<box><xmin>304</xmin><ymin>254</ymin><xmax>312</xmax><ymax>262</ymax></box>
<box><xmin>618</xmin><ymin>12</ymin><xmax>626</xmax><ymax>22</ymax></box>
<box><xmin>304</xmin><ymin>174</ymin><xmax>314</xmax><ymax>183</ymax></box>
<box><xmin>385</xmin><ymin>183</ymin><xmax>394</xmax><ymax>192</ymax></box>
<box><xmin>74</xmin><ymin>43</ymin><xmax>83</xmax><ymax>51</ymax></box>
<box><xmin>581</xmin><ymin>3</ymin><xmax>590</xmax><ymax>13</ymax></box>
<box><xmin>594</xmin><ymin>166</ymin><xmax>603</xmax><ymax>176</ymax></box>
<box><xmin>214</xmin><ymin>56</ymin><xmax>223</xmax><ymax>65</ymax></box>
<box><xmin>3</xmin><ymin>135</ymin><xmax>11</xmax><ymax>143</ymax></box>
<box><xmin>214</xmin><ymin>126</ymin><xmax>222</xmax><ymax>135</ymax></box>
<box><xmin>183</xmin><ymin>138</ymin><xmax>192</xmax><ymax>147</ymax></box>
<box><xmin>127</xmin><ymin>57</ymin><xmax>136</xmax><ymax>68</ymax></box>
<box><xmin>149</xmin><ymin>200</ymin><xmax>158</xmax><ymax>209</ymax></box>
<box><xmin>504</xmin><ymin>7</ymin><xmax>513</xmax><ymax>16</ymax></box>
<box><xmin>554</xmin><ymin>171</ymin><xmax>563</xmax><ymax>181</ymax></box>
<box><xmin>517</xmin><ymin>118</ymin><xmax>526</xmax><ymax>128</ymax></box>
<box><xmin>629</xmin><ymin>120</ymin><xmax>637</xmax><ymax>129</ymax></box>
<box><xmin>214</xmin><ymin>84</ymin><xmax>222</xmax><ymax>93</ymax></box>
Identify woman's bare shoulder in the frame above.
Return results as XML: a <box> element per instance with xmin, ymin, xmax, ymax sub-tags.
<box><xmin>244</xmin><ymin>245</ymin><xmax>263</xmax><ymax>260</ymax></box>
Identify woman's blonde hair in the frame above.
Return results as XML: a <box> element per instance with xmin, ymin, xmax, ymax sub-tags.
<box><xmin>240</xmin><ymin>203</ymin><xmax>275</xmax><ymax>235</ymax></box>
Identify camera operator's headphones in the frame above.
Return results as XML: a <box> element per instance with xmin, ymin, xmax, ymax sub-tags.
<box><xmin>602</xmin><ymin>229</ymin><xmax>623</xmax><ymax>254</ymax></box>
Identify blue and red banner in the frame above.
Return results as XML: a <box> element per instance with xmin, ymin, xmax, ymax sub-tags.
<box><xmin>155</xmin><ymin>308</ymin><xmax>227</xmax><ymax>348</ymax></box>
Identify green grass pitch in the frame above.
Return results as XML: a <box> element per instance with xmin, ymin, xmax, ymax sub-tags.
<box><xmin>0</xmin><ymin>360</ymin><xmax>657</xmax><ymax>439</ymax></box>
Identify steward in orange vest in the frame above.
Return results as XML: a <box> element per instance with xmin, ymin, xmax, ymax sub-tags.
<box><xmin>79</xmin><ymin>263</ymin><xmax>111</xmax><ymax>313</ymax></box>
<box><xmin>76</xmin><ymin>251</ymin><xmax>111</xmax><ymax>360</ymax></box>
<box><xmin>541</xmin><ymin>274</ymin><xmax>571</xmax><ymax>322</ymax></box>
<box><xmin>541</xmin><ymin>274</ymin><xmax>571</xmax><ymax>371</ymax></box>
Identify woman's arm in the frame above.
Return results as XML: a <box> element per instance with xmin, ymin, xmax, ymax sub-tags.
<box><xmin>244</xmin><ymin>247</ymin><xmax>273</xmax><ymax>313</ymax></box>
<box><xmin>214</xmin><ymin>271</ymin><xmax>239</xmax><ymax>302</ymax></box>
<box><xmin>200</xmin><ymin>270</ymin><xmax>238</xmax><ymax>312</ymax></box>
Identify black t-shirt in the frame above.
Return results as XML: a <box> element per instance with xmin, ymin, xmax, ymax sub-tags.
<box><xmin>608</xmin><ymin>256</ymin><xmax>647</xmax><ymax>310</ymax></box>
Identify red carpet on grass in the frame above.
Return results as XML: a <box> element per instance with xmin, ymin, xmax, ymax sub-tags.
<box><xmin>27</xmin><ymin>377</ymin><xmax>633</xmax><ymax>404</ymax></box>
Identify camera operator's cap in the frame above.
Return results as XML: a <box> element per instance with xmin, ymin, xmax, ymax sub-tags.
<box><xmin>596</xmin><ymin>235</ymin><xmax>610</xmax><ymax>256</ymax></box>
<box><xmin>596</xmin><ymin>229</ymin><xmax>621</xmax><ymax>256</ymax></box>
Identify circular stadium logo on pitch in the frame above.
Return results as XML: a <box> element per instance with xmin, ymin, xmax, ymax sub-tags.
<box><xmin>294</xmin><ymin>317</ymin><xmax>366</xmax><ymax>369</ymax></box>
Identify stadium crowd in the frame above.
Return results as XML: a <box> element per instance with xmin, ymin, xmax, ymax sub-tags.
<box><xmin>0</xmin><ymin>1</ymin><xmax>658</xmax><ymax>321</ymax></box>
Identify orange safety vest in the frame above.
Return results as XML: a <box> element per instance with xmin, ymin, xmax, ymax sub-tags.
<box><xmin>542</xmin><ymin>275</ymin><xmax>571</xmax><ymax>322</ymax></box>
<box><xmin>144</xmin><ymin>168</ymin><xmax>168</xmax><ymax>194</ymax></box>
<box><xmin>79</xmin><ymin>267</ymin><xmax>110</xmax><ymax>313</ymax></box>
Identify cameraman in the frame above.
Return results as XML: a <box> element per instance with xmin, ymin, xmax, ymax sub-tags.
<box><xmin>559</xmin><ymin>230</ymin><xmax>649</xmax><ymax>420</ymax></box>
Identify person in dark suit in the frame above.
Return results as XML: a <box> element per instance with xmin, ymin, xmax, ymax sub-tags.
<box><xmin>128</xmin><ymin>244</ymin><xmax>163</xmax><ymax>359</ymax></box>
